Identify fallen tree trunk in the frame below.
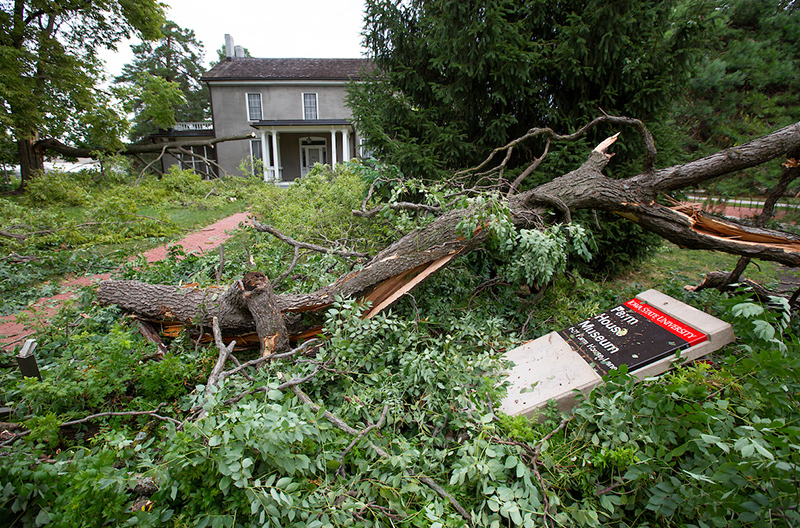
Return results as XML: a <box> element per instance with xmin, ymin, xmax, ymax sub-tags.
<box><xmin>97</xmin><ymin>120</ymin><xmax>800</xmax><ymax>344</ymax></box>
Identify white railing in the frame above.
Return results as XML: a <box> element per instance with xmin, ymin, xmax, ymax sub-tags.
<box><xmin>264</xmin><ymin>167</ymin><xmax>282</xmax><ymax>182</ymax></box>
<box><xmin>172</xmin><ymin>121</ymin><xmax>214</xmax><ymax>131</ymax></box>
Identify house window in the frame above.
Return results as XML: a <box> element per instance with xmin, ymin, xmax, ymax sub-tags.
<box><xmin>247</xmin><ymin>93</ymin><xmax>262</xmax><ymax>121</ymax></box>
<box><xmin>358</xmin><ymin>137</ymin><xmax>374</xmax><ymax>159</ymax></box>
<box><xmin>303</xmin><ymin>93</ymin><xmax>318</xmax><ymax>120</ymax></box>
<box><xmin>250</xmin><ymin>139</ymin><xmax>263</xmax><ymax>175</ymax></box>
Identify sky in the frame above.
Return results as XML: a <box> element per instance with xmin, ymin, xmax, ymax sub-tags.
<box><xmin>102</xmin><ymin>0</ymin><xmax>369</xmax><ymax>78</ymax></box>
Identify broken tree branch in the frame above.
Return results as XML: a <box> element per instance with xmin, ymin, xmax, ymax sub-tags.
<box><xmin>35</xmin><ymin>132</ymin><xmax>257</xmax><ymax>160</ymax></box>
<box><xmin>97</xmin><ymin>119</ymin><xmax>800</xmax><ymax>337</ymax></box>
<box><xmin>338</xmin><ymin>405</ymin><xmax>390</xmax><ymax>477</ymax></box>
<box><xmin>252</xmin><ymin>221</ymin><xmax>370</xmax><ymax>260</ymax></box>
<box><xmin>206</xmin><ymin>317</ymin><xmax>236</xmax><ymax>393</ymax></box>
<box><xmin>1</xmin><ymin>406</ymin><xmax>181</xmax><ymax>447</ymax></box>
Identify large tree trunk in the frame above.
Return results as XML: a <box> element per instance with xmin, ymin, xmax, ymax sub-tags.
<box><xmin>97</xmin><ymin>121</ymin><xmax>800</xmax><ymax>345</ymax></box>
<box><xmin>16</xmin><ymin>137</ymin><xmax>45</xmax><ymax>191</ymax></box>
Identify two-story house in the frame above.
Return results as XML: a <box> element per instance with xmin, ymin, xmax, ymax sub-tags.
<box><xmin>198</xmin><ymin>36</ymin><xmax>371</xmax><ymax>182</ymax></box>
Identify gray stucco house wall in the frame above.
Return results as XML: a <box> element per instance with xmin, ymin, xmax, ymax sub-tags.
<box><xmin>201</xmin><ymin>50</ymin><xmax>372</xmax><ymax>182</ymax></box>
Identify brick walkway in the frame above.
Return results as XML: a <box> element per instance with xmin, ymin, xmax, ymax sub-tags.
<box><xmin>0</xmin><ymin>212</ymin><xmax>250</xmax><ymax>352</ymax></box>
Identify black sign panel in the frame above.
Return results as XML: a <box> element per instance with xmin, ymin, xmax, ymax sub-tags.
<box><xmin>557</xmin><ymin>299</ymin><xmax>707</xmax><ymax>376</ymax></box>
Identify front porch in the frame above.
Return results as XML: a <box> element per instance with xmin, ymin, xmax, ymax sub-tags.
<box><xmin>251</xmin><ymin>119</ymin><xmax>357</xmax><ymax>182</ymax></box>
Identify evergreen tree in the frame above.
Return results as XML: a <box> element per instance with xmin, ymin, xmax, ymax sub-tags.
<box><xmin>115</xmin><ymin>21</ymin><xmax>208</xmax><ymax>142</ymax></box>
<box><xmin>676</xmin><ymin>1</ymin><xmax>800</xmax><ymax>153</ymax></box>
<box><xmin>211</xmin><ymin>43</ymin><xmax>251</xmax><ymax>67</ymax></box>
<box><xmin>349</xmin><ymin>0</ymin><xmax>707</xmax><ymax>180</ymax></box>
<box><xmin>671</xmin><ymin>0</ymin><xmax>800</xmax><ymax>196</ymax></box>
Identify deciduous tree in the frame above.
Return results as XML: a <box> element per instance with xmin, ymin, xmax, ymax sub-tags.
<box><xmin>0</xmin><ymin>0</ymin><xmax>165</xmax><ymax>189</ymax></box>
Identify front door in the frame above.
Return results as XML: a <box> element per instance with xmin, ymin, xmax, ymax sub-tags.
<box><xmin>300</xmin><ymin>137</ymin><xmax>327</xmax><ymax>177</ymax></box>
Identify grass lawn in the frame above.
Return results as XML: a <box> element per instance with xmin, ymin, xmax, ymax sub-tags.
<box><xmin>612</xmin><ymin>243</ymin><xmax>784</xmax><ymax>291</ymax></box>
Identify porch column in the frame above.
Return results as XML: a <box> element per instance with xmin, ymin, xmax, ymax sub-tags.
<box><xmin>271</xmin><ymin>130</ymin><xmax>281</xmax><ymax>181</ymax></box>
<box><xmin>330</xmin><ymin>128</ymin><xmax>338</xmax><ymax>167</ymax></box>
<box><xmin>343</xmin><ymin>129</ymin><xmax>351</xmax><ymax>162</ymax></box>
<box><xmin>260</xmin><ymin>130</ymin><xmax>269</xmax><ymax>182</ymax></box>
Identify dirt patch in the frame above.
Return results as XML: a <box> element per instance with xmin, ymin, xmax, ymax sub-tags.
<box><xmin>777</xmin><ymin>265</ymin><xmax>800</xmax><ymax>296</ymax></box>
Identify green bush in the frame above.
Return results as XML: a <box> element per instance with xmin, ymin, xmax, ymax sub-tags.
<box><xmin>22</xmin><ymin>169</ymin><xmax>92</xmax><ymax>207</ymax></box>
<box><xmin>572</xmin><ymin>210</ymin><xmax>663</xmax><ymax>277</ymax></box>
<box><xmin>249</xmin><ymin>161</ymin><xmax>389</xmax><ymax>252</ymax></box>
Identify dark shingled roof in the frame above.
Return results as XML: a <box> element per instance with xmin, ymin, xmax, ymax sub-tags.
<box><xmin>202</xmin><ymin>58</ymin><xmax>373</xmax><ymax>82</ymax></box>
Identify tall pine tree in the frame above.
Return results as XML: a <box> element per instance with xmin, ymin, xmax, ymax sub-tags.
<box><xmin>115</xmin><ymin>21</ymin><xmax>208</xmax><ymax>142</ymax></box>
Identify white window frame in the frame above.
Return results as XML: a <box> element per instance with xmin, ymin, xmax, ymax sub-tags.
<box><xmin>250</xmin><ymin>139</ymin><xmax>264</xmax><ymax>175</ymax></box>
<box><xmin>358</xmin><ymin>137</ymin><xmax>374</xmax><ymax>159</ymax></box>
<box><xmin>246</xmin><ymin>93</ymin><xmax>263</xmax><ymax>121</ymax></box>
<box><xmin>302</xmin><ymin>92</ymin><xmax>318</xmax><ymax>120</ymax></box>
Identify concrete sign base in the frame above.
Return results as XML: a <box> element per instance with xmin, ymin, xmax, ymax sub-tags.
<box><xmin>499</xmin><ymin>289</ymin><xmax>735</xmax><ymax>418</ymax></box>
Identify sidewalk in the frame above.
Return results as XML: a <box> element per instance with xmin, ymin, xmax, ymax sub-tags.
<box><xmin>684</xmin><ymin>194</ymin><xmax>798</xmax><ymax>220</ymax></box>
<box><xmin>0</xmin><ymin>212</ymin><xmax>250</xmax><ymax>352</ymax></box>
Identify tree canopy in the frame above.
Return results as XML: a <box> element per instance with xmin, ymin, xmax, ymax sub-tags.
<box><xmin>114</xmin><ymin>21</ymin><xmax>209</xmax><ymax>142</ymax></box>
<box><xmin>0</xmin><ymin>0</ymin><xmax>165</xmax><ymax>186</ymax></box>
<box><xmin>348</xmin><ymin>0</ymin><xmax>708</xmax><ymax>180</ymax></box>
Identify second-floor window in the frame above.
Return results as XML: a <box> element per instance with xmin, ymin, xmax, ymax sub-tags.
<box><xmin>303</xmin><ymin>93</ymin><xmax>318</xmax><ymax>120</ymax></box>
<box><xmin>247</xmin><ymin>93</ymin><xmax>262</xmax><ymax>121</ymax></box>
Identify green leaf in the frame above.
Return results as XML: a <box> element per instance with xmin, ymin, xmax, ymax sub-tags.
<box><xmin>732</xmin><ymin>302</ymin><xmax>764</xmax><ymax>318</ymax></box>
<box><xmin>35</xmin><ymin>509</ymin><xmax>52</xmax><ymax>526</ymax></box>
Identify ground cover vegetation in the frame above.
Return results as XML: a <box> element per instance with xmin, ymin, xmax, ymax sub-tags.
<box><xmin>1</xmin><ymin>163</ymin><xmax>799</xmax><ymax>528</ymax></box>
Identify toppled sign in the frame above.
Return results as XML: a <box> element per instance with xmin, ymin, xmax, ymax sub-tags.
<box><xmin>500</xmin><ymin>290</ymin><xmax>735</xmax><ymax>418</ymax></box>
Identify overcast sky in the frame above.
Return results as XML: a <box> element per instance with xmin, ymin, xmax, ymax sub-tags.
<box><xmin>102</xmin><ymin>0</ymin><xmax>369</xmax><ymax>78</ymax></box>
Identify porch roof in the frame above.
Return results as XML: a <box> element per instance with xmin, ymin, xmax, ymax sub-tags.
<box><xmin>250</xmin><ymin>119</ymin><xmax>351</xmax><ymax>128</ymax></box>
<box><xmin>251</xmin><ymin>119</ymin><xmax>353</xmax><ymax>129</ymax></box>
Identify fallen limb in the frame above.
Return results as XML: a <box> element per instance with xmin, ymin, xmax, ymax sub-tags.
<box><xmin>1</xmin><ymin>406</ymin><xmax>181</xmax><ymax>447</ymax></box>
<box><xmin>252</xmin><ymin>222</ymin><xmax>370</xmax><ymax>260</ymax></box>
<box><xmin>35</xmin><ymin>132</ymin><xmax>257</xmax><ymax>160</ymax></box>
<box><xmin>491</xmin><ymin>416</ymin><xmax>572</xmax><ymax>528</ymax></box>
<box><xmin>338</xmin><ymin>405</ymin><xmax>389</xmax><ymax>477</ymax></box>
<box><xmin>97</xmin><ymin>119</ymin><xmax>800</xmax><ymax>338</ymax></box>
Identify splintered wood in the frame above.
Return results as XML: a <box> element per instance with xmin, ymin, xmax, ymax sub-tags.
<box><xmin>672</xmin><ymin>204</ymin><xmax>800</xmax><ymax>252</ymax></box>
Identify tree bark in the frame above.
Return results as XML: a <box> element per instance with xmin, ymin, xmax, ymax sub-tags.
<box><xmin>240</xmin><ymin>272</ymin><xmax>288</xmax><ymax>355</ymax></box>
<box><xmin>16</xmin><ymin>137</ymin><xmax>45</xmax><ymax>191</ymax></box>
<box><xmin>97</xmin><ymin>121</ymin><xmax>800</xmax><ymax>340</ymax></box>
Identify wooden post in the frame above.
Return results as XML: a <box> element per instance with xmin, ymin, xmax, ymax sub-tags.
<box><xmin>16</xmin><ymin>339</ymin><xmax>42</xmax><ymax>380</ymax></box>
